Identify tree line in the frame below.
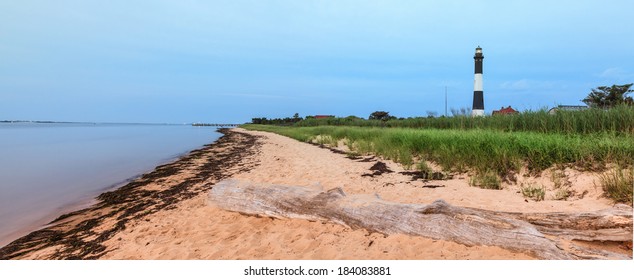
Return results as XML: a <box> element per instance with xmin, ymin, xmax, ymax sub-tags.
<box><xmin>250</xmin><ymin>83</ymin><xmax>633</xmax><ymax>125</ymax></box>
<box><xmin>251</xmin><ymin>113</ymin><xmax>303</xmax><ymax>125</ymax></box>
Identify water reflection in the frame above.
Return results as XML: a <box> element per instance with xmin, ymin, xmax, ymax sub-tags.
<box><xmin>0</xmin><ymin>123</ymin><xmax>221</xmax><ymax>246</ymax></box>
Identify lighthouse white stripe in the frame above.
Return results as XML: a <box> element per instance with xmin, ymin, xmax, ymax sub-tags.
<box><xmin>473</xmin><ymin>73</ymin><xmax>483</xmax><ymax>91</ymax></box>
<box><xmin>471</xmin><ymin>109</ymin><xmax>485</xmax><ymax>117</ymax></box>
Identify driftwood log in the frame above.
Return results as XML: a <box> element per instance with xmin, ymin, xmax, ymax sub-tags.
<box><xmin>208</xmin><ymin>179</ymin><xmax>633</xmax><ymax>260</ymax></box>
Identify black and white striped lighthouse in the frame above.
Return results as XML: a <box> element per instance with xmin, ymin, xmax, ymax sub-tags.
<box><xmin>471</xmin><ymin>46</ymin><xmax>485</xmax><ymax>117</ymax></box>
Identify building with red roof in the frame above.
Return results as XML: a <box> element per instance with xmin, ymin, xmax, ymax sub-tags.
<box><xmin>492</xmin><ymin>106</ymin><xmax>518</xmax><ymax>115</ymax></box>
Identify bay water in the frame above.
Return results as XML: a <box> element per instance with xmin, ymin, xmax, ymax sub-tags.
<box><xmin>0</xmin><ymin>122</ymin><xmax>222</xmax><ymax>247</ymax></box>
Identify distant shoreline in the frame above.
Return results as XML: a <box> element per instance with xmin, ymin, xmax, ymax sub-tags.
<box><xmin>0</xmin><ymin>120</ymin><xmax>188</xmax><ymax>125</ymax></box>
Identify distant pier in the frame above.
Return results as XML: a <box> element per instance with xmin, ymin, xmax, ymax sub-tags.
<box><xmin>191</xmin><ymin>123</ymin><xmax>240</xmax><ymax>127</ymax></box>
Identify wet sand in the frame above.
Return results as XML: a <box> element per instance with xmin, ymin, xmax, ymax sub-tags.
<box><xmin>1</xmin><ymin>128</ymin><xmax>631</xmax><ymax>259</ymax></box>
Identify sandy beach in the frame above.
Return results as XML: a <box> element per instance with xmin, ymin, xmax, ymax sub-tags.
<box><xmin>0</xmin><ymin>128</ymin><xmax>631</xmax><ymax>260</ymax></box>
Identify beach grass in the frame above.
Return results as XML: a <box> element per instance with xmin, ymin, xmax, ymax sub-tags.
<box><xmin>295</xmin><ymin>105</ymin><xmax>634</xmax><ymax>136</ymax></box>
<box><xmin>242</xmin><ymin>125</ymin><xmax>634</xmax><ymax>177</ymax></box>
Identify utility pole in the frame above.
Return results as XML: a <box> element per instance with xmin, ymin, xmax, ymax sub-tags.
<box><xmin>445</xmin><ymin>86</ymin><xmax>448</xmax><ymax>117</ymax></box>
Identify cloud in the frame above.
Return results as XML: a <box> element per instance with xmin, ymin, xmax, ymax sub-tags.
<box><xmin>598</xmin><ymin>68</ymin><xmax>634</xmax><ymax>80</ymax></box>
<box><xmin>499</xmin><ymin>79</ymin><xmax>530</xmax><ymax>90</ymax></box>
<box><xmin>218</xmin><ymin>93</ymin><xmax>288</xmax><ymax>99</ymax></box>
<box><xmin>499</xmin><ymin>79</ymin><xmax>557</xmax><ymax>91</ymax></box>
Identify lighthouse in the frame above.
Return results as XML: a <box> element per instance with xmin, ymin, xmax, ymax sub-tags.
<box><xmin>471</xmin><ymin>46</ymin><xmax>485</xmax><ymax>117</ymax></box>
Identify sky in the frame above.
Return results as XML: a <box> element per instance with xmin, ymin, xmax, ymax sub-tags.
<box><xmin>1</xmin><ymin>0</ymin><xmax>633</xmax><ymax>123</ymax></box>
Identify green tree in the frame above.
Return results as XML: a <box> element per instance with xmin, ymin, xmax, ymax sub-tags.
<box><xmin>582</xmin><ymin>83</ymin><xmax>633</xmax><ymax>108</ymax></box>
<box><xmin>292</xmin><ymin>113</ymin><xmax>302</xmax><ymax>122</ymax></box>
<box><xmin>369</xmin><ymin>111</ymin><xmax>394</xmax><ymax>121</ymax></box>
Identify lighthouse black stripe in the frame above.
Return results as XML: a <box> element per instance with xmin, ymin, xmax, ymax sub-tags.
<box><xmin>474</xmin><ymin>60</ymin><xmax>483</xmax><ymax>74</ymax></box>
<box><xmin>472</xmin><ymin>91</ymin><xmax>484</xmax><ymax>109</ymax></box>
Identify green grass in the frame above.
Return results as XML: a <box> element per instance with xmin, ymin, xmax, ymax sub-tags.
<box><xmin>242</xmin><ymin>108</ymin><xmax>634</xmax><ymax>202</ymax></box>
<box><xmin>295</xmin><ymin>105</ymin><xmax>634</xmax><ymax>136</ymax></box>
<box><xmin>242</xmin><ymin>125</ymin><xmax>634</xmax><ymax>179</ymax></box>
<box><xmin>600</xmin><ymin>167</ymin><xmax>634</xmax><ymax>205</ymax></box>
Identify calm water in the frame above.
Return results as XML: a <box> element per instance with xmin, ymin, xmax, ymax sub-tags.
<box><xmin>0</xmin><ymin>123</ymin><xmax>221</xmax><ymax>247</ymax></box>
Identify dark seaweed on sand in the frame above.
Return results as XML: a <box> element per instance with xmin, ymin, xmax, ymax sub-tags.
<box><xmin>361</xmin><ymin>162</ymin><xmax>394</xmax><ymax>177</ymax></box>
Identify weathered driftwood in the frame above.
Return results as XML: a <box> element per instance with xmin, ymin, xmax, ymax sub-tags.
<box><xmin>208</xmin><ymin>179</ymin><xmax>633</xmax><ymax>260</ymax></box>
<box><xmin>500</xmin><ymin>206</ymin><xmax>632</xmax><ymax>242</ymax></box>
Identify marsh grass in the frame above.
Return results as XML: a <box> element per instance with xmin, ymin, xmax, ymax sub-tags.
<box><xmin>600</xmin><ymin>167</ymin><xmax>634</xmax><ymax>205</ymax></box>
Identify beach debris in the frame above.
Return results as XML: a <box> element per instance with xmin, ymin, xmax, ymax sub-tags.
<box><xmin>209</xmin><ymin>179</ymin><xmax>633</xmax><ymax>260</ymax></box>
<box><xmin>420</xmin><ymin>185</ymin><xmax>445</xmax><ymax>188</ymax></box>
<box><xmin>356</xmin><ymin>156</ymin><xmax>377</xmax><ymax>162</ymax></box>
<box><xmin>308</xmin><ymin>142</ymin><xmax>347</xmax><ymax>155</ymax></box>
<box><xmin>399</xmin><ymin>171</ymin><xmax>452</xmax><ymax>181</ymax></box>
<box><xmin>361</xmin><ymin>162</ymin><xmax>393</xmax><ymax>177</ymax></box>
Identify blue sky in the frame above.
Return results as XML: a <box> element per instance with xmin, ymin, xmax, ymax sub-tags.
<box><xmin>1</xmin><ymin>0</ymin><xmax>633</xmax><ymax>123</ymax></box>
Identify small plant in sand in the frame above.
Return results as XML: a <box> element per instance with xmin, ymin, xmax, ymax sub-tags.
<box><xmin>414</xmin><ymin>160</ymin><xmax>450</xmax><ymax>180</ymax></box>
<box><xmin>470</xmin><ymin>170</ymin><xmax>501</xmax><ymax>190</ymax></box>
<box><xmin>550</xmin><ymin>169</ymin><xmax>572</xmax><ymax>200</ymax></box>
<box><xmin>316</xmin><ymin>135</ymin><xmax>335</xmax><ymax>146</ymax></box>
<box><xmin>344</xmin><ymin>138</ymin><xmax>355</xmax><ymax>151</ymax></box>
<box><xmin>521</xmin><ymin>184</ymin><xmax>546</xmax><ymax>201</ymax></box>
<box><xmin>415</xmin><ymin>159</ymin><xmax>452</xmax><ymax>180</ymax></box>
<box><xmin>553</xmin><ymin>188</ymin><xmax>571</xmax><ymax>201</ymax></box>
<box><xmin>550</xmin><ymin>169</ymin><xmax>566</xmax><ymax>189</ymax></box>
<box><xmin>600</xmin><ymin>167</ymin><xmax>633</xmax><ymax>205</ymax></box>
<box><xmin>417</xmin><ymin>160</ymin><xmax>433</xmax><ymax>174</ymax></box>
